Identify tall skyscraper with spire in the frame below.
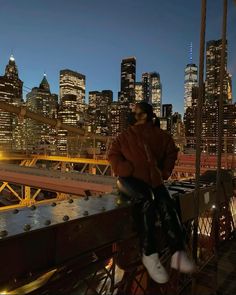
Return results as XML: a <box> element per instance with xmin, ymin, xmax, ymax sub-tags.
<box><xmin>184</xmin><ymin>40</ymin><xmax>235</xmax><ymax>154</ymax></box>
<box><xmin>0</xmin><ymin>55</ymin><xmax>23</xmax><ymax>150</ymax></box>
<box><xmin>184</xmin><ymin>43</ymin><xmax>198</xmax><ymax>112</ymax></box>
<box><xmin>26</xmin><ymin>74</ymin><xmax>58</xmax><ymax>152</ymax></box>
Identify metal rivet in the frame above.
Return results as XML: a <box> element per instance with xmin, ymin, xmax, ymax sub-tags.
<box><xmin>45</xmin><ymin>220</ymin><xmax>51</xmax><ymax>226</ymax></box>
<box><xmin>0</xmin><ymin>230</ymin><xmax>8</xmax><ymax>238</ymax></box>
<box><xmin>63</xmin><ymin>215</ymin><xmax>69</xmax><ymax>221</ymax></box>
<box><xmin>83</xmin><ymin>210</ymin><xmax>89</xmax><ymax>216</ymax></box>
<box><xmin>51</xmin><ymin>202</ymin><xmax>57</xmax><ymax>207</ymax></box>
<box><xmin>13</xmin><ymin>209</ymin><xmax>19</xmax><ymax>214</ymax></box>
<box><xmin>30</xmin><ymin>205</ymin><xmax>36</xmax><ymax>210</ymax></box>
<box><xmin>24</xmin><ymin>224</ymin><xmax>31</xmax><ymax>231</ymax></box>
<box><xmin>68</xmin><ymin>199</ymin><xmax>73</xmax><ymax>203</ymax></box>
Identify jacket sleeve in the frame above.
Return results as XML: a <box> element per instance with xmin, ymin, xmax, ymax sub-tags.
<box><xmin>162</xmin><ymin>135</ymin><xmax>178</xmax><ymax>179</ymax></box>
<box><xmin>108</xmin><ymin>136</ymin><xmax>134</xmax><ymax>177</ymax></box>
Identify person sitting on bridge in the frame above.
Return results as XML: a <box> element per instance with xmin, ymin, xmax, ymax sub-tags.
<box><xmin>108</xmin><ymin>101</ymin><xmax>195</xmax><ymax>284</ymax></box>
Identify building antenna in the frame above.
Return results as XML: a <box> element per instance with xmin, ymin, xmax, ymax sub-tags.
<box><xmin>189</xmin><ymin>42</ymin><xmax>193</xmax><ymax>63</ymax></box>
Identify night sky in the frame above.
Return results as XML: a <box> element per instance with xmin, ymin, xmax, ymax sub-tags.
<box><xmin>0</xmin><ymin>0</ymin><xmax>235</xmax><ymax>114</ymax></box>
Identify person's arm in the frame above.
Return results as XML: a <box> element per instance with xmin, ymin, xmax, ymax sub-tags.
<box><xmin>108</xmin><ymin>136</ymin><xmax>134</xmax><ymax>177</ymax></box>
<box><xmin>162</xmin><ymin>135</ymin><xmax>179</xmax><ymax>180</ymax></box>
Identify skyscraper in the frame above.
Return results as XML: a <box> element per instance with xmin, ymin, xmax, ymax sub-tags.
<box><xmin>134</xmin><ymin>82</ymin><xmax>143</xmax><ymax>102</ymax></box>
<box><xmin>184</xmin><ymin>63</ymin><xmax>198</xmax><ymax>112</ymax></box>
<box><xmin>184</xmin><ymin>103</ymin><xmax>236</xmax><ymax>154</ymax></box>
<box><xmin>162</xmin><ymin>104</ymin><xmax>173</xmax><ymax>133</ymax></box>
<box><xmin>142</xmin><ymin>72</ymin><xmax>162</xmax><ymax>117</ymax></box>
<box><xmin>205</xmin><ymin>39</ymin><xmax>231</xmax><ymax>104</ymax></box>
<box><xmin>109</xmin><ymin>102</ymin><xmax>121</xmax><ymax>136</ymax></box>
<box><xmin>118</xmin><ymin>57</ymin><xmax>136</xmax><ymax>131</ymax></box>
<box><xmin>191</xmin><ymin>86</ymin><xmax>201</xmax><ymax>108</ymax></box>
<box><xmin>58</xmin><ymin>69</ymin><xmax>86</xmax><ymax>153</ymax></box>
<box><xmin>60</xmin><ymin>70</ymin><xmax>85</xmax><ymax>104</ymax></box>
<box><xmin>162</xmin><ymin>104</ymin><xmax>173</xmax><ymax>118</ymax></box>
<box><xmin>226</xmin><ymin>73</ymin><xmax>233</xmax><ymax>104</ymax></box>
<box><xmin>202</xmin><ymin>104</ymin><xmax>236</xmax><ymax>154</ymax></box>
<box><xmin>26</xmin><ymin>74</ymin><xmax>58</xmax><ymax>152</ymax></box>
<box><xmin>88</xmin><ymin>91</ymin><xmax>100</xmax><ymax>110</ymax></box>
<box><xmin>183</xmin><ymin>106</ymin><xmax>196</xmax><ymax>150</ymax></box>
<box><xmin>88</xmin><ymin>90</ymin><xmax>113</xmax><ymax>135</ymax></box>
<box><xmin>119</xmin><ymin>57</ymin><xmax>136</xmax><ymax>103</ymax></box>
<box><xmin>0</xmin><ymin>55</ymin><xmax>23</xmax><ymax>151</ymax></box>
<box><xmin>171</xmin><ymin>113</ymin><xmax>186</xmax><ymax>151</ymax></box>
<box><xmin>222</xmin><ymin>104</ymin><xmax>236</xmax><ymax>154</ymax></box>
<box><xmin>150</xmin><ymin>72</ymin><xmax>162</xmax><ymax>117</ymax></box>
<box><xmin>142</xmin><ymin>72</ymin><xmax>151</xmax><ymax>103</ymax></box>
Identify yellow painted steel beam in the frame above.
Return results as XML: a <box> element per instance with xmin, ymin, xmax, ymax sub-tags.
<box><xmin>20</xmin><ymin>159</ymin><xmax>27</xmax><ymax>166</ymax></box>
<box><xmin>32</xmin><ymin>189</ymin><xmax>41</xmax><ymax>200</ymax></box>
<box><xmin>33</xmin><ymin>155</ymin><xmax>109</xmax><ymax>165</ymax></box>
<box><xmin>21</xmin><ymin>186</ymin><xmax>32</xmax><ymax>206</ymax></box>
<box><xmin>0</xmin><ymin>165</ymin><xmax>115</xmax><ymax>196</ymax></box>
<box><xmin>5</xmin><ymin>184</ymin><xmax>22</xmax><ymax>202</ymax></box>
<box><xmin>27</xmin><ymin>158</ymin><xmax>38</xmax><ymax>167</ymax></box>
<box><xmin>0</xmin><ymin>182</ymin><xmax>8</xmax><ymax>193</ymax></box>
<box><xmin>0</xmin><ymin>197</ymin><xmax>60</xmax><ymax>212</ymax></box>
<box><xmin>57</xmin><ymin>192</ymin><xmax>69</xmax><ymax>200</ymax></box>
<box><xmin>0</xmin><ymin>155</ymin><xmax>30</xmax><ymax>161</ymax></box>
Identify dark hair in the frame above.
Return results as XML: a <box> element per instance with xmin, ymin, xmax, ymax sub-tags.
<box><xmin>136</xmin><ymin>101</ymin><xmax>160</xmax><ymax>127</ymax></box>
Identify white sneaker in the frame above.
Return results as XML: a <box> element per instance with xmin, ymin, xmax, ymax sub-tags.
<box><xmin>142</xmin><ymin>253</ymin><xmax>169</xmax><ymax>284</ymax></box>
<box><xmin>171</xmin><ymin>251</ymin><xmax>196</xmax><ymax>273</ymax></box>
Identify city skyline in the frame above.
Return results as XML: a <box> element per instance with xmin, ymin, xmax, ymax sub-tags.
<box><xmin>0</xmin><ymin>0</ymin><xmax>235</xmax><ymax>115</ymax></box>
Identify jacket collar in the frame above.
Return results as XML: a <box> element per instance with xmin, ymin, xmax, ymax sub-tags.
<box><xmin>131</xmin><ymin>121</ymin><xmax>153</xmax><ymax>131</ymax></box>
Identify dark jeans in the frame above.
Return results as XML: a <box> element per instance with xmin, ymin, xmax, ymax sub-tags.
<box><xmin>131</xmin><ymin>183</ymin><xmax>185</xmax><ymax>256</ymax></box>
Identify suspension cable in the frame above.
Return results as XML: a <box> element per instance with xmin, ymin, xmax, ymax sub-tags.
<box><xmin>193</xmin><ymin>0</ymin><xmax>207</xmax><ymax>265</ymax></box>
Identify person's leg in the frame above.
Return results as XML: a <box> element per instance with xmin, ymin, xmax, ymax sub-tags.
<box><xmin>153</xmin><ymin>185</ymin><xmax>196</xmax><ymax>273</ymax></box>
<box><xmin>131</xmin><ymin>190</ymin><xmax>158</xmax><ymax>255</ymax></box>
<box><xmin>128</xmin><ymin>180</ymin><xmax>168</xmax><ymax>283</ymax></box>
<box><xmin>141</xmin><ymin>199</ymin><xmax>157</xmax><ymax>255</ymax></box>
<box><xmin>121</xmin><ymin>177</ymin><xmax>157</xmax><ymax>255</ymax></box>
<box><xmin>140</xmin><ymin>198</ymin><xmax>169</xmax><ymax>283</ymax></box>
<box><xmin>153</xmin><ymin>184</ymin><xmax>185</xmax><ymax>254</ymax></box>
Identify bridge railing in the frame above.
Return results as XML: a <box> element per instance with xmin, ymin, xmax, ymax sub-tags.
<box><xmin>0</xmin><ymin>176</ymin><xmax>235</xmax><ymax>295</ymax></box>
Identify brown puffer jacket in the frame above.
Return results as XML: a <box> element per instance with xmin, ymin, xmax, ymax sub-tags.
<box><xmin>108</xmin><ymin>122</ymin><xmax>178</xmax><ymax>188</ymax></box>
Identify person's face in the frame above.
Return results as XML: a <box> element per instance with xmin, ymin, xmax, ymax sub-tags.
<box><xmin>134</xmin><ymin>106</ymin><xmax>147</xmax><ymax>124</ymax></box>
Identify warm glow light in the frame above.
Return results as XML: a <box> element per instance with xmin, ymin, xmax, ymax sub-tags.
<box><xmin>9</xmin><ymin>54</ymin><xmax>15</xmax><ymax>61</ymax></box>
<box><xmin>0</xmin><ymin>269</ymin><xmax>57</xmax><ymax>294</ymax></box>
